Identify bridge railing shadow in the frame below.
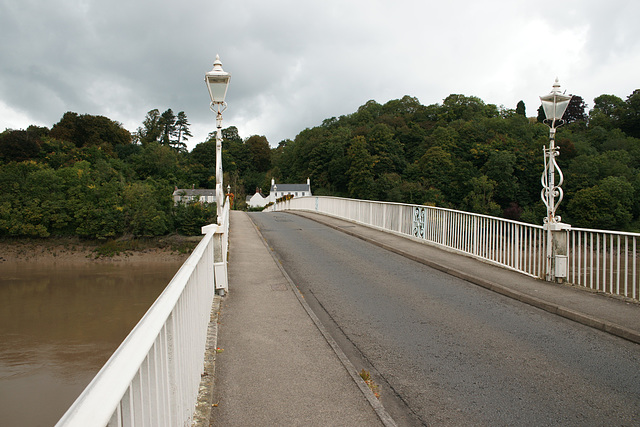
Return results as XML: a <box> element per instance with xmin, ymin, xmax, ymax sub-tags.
<box><xmin>56</xmin><ymin>197</ymin><xmax>230</xmax><ymax>426</ymax></box>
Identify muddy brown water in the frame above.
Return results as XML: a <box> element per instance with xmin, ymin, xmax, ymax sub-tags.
<box><xmin>0</xmin><ymin>261</ymin><xmax>184</xmax><ymax>427</ymax></box>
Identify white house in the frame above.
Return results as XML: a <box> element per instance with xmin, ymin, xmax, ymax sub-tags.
<box><xmin>246</xmin><ymin>188</ymin><xmax>269</xmax><ymax>209</ymax></box>
<box><xmin>268</xmin><ymin>178</ymin><xmax>312</xmax><ymax>203</ymax></box>
<box><xmin>173</xmin><ymin>187</ymin><xmax>217</xmax><ymax>205</ymax></box>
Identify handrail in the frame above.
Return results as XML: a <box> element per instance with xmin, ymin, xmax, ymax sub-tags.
<box><xmin>268</xmin><ymin>195</ymin><xmax>639</xmax><ymax>301</ymax></box>
<box><xmin>268</xmin><ymin>196</ymin><xmax>545</xmax><ymax>278</ymax></box>
<box><xmin>57</xmin><ymin>197</ymin><xmax>231</xmax><ymax>426</ymax></box>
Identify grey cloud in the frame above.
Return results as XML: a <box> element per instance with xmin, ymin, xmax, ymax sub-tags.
<box><xmin>1</xmin><ymin>0</ymin><xmax>638</xmax><ymax>148</ymax></box>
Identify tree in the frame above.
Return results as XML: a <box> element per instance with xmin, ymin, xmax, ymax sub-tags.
<box><xmin>440</xmin><ymin>94</ymin><xmax>497</xmax><ymax>122</ymax></box>
<box><xmin>516</xmin><ymin>100</ymin><xmax>526</xmax><ymax>117</ymax></box>
<box><xmin>222</xmin><ymin>126</ymin><xmax>242</xmax><ymax>143</ymax></box>
<box><xmin>484</xmin><ymin>150</ymin><xmax>518</xmax><ymax>207</ymax></box>
<box><xmin>589</xmin><ymin>94</ymin><xmax>624</xmax><ymax>129</ymax></box>
<box><xmin>564</xmin><ymin>95</ymin><xmax>588</xmax><ymax>124</ymax></box>
<box><xmin>129</xmin><ymin>141</ymin><xmax>179</xmax><ymax>180</ymax></box>
<box><xmin>245</xmin><ymin>135</ymin><xmax>271</xmax><ymax>173</ymax></box>
<box><xmin>174</xmin><ymin>111</ymin><xmax>192</xmax><ymax>151</ymax></box>
<box><xmin>50</xmin><ymin>112</ymin><xmax>131</xmax><ymax>151</ymax></box>
<box><xmin>536</xmin><ymin>105</ymin><xmax>546</xmax><ymax>123</ymax></box>
<box><xmin>123</xmin><ymin>181</ymin><xmax>169</xmax><ymax>236</ymax></box>
<box><xmin>618</xmin><ymin>89</ymin><xmax>640</xmax><ymax>138</ymax></box>
<box><xmin>354</xmin><ymin>100</ymin><xmax>382</xmax><ymax>124</ymax></box>
<box><xmin>173</xmin><ymin>201</ymin><xmax>216</xmax><ymax>236</ymax></box>
<box><xmin>462</xmin><ymin>175</ymin><xmax>501</xmax><ymax>216</ymax></box>
<box><xmin>381</xmin><ymin>95</ymin><xmax>422</xmax><ymax>116</ymax></box>
<box><xmin>567</xmin><ymin>177</ymin><xmax>634</xmax><ymax>230</ymax></box>
<box><xmin>137</xmin><ymin>109</ymin><xmax>162</xmax><ymax>145</ymax></box>
<box><xmin>159</xmin><ymin>109</ymin><xmax>177</xmax><ymax>147</ymax></box>
<box><xmin>0</xmin><ymin>129</ymin><xmax>41</xmax><ymax>162</ymax></box>
<box><xmin>346</xmin><ymin>136</ymin><xmax>375</xmax><ymax>199</ymax></box>
<box><xmin>367</xmin><ymin>123</ymin><xmax>405</xmax><ymax>176</ymax></box>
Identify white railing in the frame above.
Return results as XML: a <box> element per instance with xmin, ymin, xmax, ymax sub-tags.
<box><xmin>568</xmin><ymin>227</ymin><xmax>640</xmax><ymax>301</ymax></box>
<box><xmin>56</xmin><ymin>198</ymin><xmax>230</xmax><ymax>427</ymax></box>
<box><xmin>268</xmin><ymin>196</ymin><xmax>640</xmax><ymax>302</ymax></box>
<box><xmin>268</xmin><ymin>196</ymin><xmax>546</xmax><ymax>279</ymax></box>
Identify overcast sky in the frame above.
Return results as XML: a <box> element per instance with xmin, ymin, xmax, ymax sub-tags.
<box><xmin>1</xmin><ymin>0</ymin><xmax>638</xmax><ymax>150</ymax></box>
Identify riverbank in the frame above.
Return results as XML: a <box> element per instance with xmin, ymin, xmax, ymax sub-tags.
<box><xmin>0</xmin><ymin>235</ymin><xmax>200</xmax><ymax>265</ymax></box>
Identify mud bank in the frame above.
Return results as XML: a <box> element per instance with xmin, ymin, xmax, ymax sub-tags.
<box><xmin>0</xmin><ymin>236</ymin><xmax>200</xmax><ymax>265</ymax></box>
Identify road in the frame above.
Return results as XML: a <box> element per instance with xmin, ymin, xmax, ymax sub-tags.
<box><xmin>249</xmin><ymin>212</ymin><xmax>640</xmax><ymax>426</ymax></box>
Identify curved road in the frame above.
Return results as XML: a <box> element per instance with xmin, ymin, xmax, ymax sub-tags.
<box><xmin>249</xmin><ymin>212</ymin><xmax>640</xmax><ymax>426</ymax></box>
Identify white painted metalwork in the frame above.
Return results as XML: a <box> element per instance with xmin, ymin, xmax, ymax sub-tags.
<box><xmin>205</xmin><ymin>55</ymin><xmax>231</xmax><ymax>223</ymax></box>
<box><xmin>568</xmin><ymin>227</ymin><xmax>640</xmax><ymax>301</ymax></box>
<box><xmin>203</xmin><ymin>196</ymin><xmax>230</xmax><ymax>296</ymax></box>
<box><xmin>268</xmin><ymin>196</ymin><xmax>545</xmax><ymax>279</ymax></box>
<box><xmin>268</xmin><ymin>196</ymin><xmax>639</xmax><ymax>302</ymax></box>
<box><xmin>539</xmin><ymin>78</ymin><xmax>572</xmax><ymax>226</ymax></box>
<box><xmin>56</xmin><ymin>198</ymin><xmax>230</xmax><ymax>426</ymax></box>
<box><xmin>540</xmin><ymin>79</ymin><xmax>572</xmax><ymax>281</ymax></box>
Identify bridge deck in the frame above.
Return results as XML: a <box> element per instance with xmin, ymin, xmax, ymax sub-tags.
<box><xmin>292</xmin><ymin>210</ymin><xmax>640</xmax><ymax>345</ymax></box>
<box><xmin>207</xmin><ymin>210</ymin><xmax>389</xmax><ymax>426</ymax></box>
<box><xmin>204</xmin><ymin>209</ymin><xmax>640</xmax><ymax>426</ymax></box>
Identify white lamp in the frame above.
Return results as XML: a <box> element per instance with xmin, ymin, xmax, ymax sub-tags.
<box><xmin>540</xmin><ymin>77</ymin><xmax>572</xmax><ymax>130</ymax></box>
<box><xmin>204</xmin><ymin>55</ymin><xmax>231</xmax><ymax>223</ymax></box>
<box><xmin>205</xmin><ymin>55</ymin><xmax>231</xmax><ymax>107</ymax></box>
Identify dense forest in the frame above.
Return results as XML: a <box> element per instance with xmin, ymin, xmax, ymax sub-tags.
<box><xmin>1</xmin><ymin>89</ymin><xmax>639</xmax><ymax>240</ymax></box>
<box><xmin>267</xmin><ymin>91</ymin><xmax>640</xmax><ymax>231</ymax></box>
<box><xmin>0</xmin><ymin>110</ymin><xmax>216</xmax><ymax>239</ymax></box>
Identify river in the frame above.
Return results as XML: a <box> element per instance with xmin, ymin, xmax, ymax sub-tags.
<box><xmin>0</xmin><ymin>260</ymin><xmax>184</xmax><ymax>427</ymax></box>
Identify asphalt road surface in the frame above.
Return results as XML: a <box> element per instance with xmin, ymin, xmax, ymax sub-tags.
<box><xmin>249</xmin><ymin>212</ymin><xmax>640</xmax><ymax>426</ymax></box>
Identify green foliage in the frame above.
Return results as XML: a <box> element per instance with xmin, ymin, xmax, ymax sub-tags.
<box><xmin>0</xmin><ymin>128</ymin><xmax>44</xmax><ymax>162</ymax></box>
<box><xmin>123</xmin><ymin>181</ymin><xmax>170</xmax><ymax>237</ymax></box>
<box><xmin>619</xmin><ymin>90</ymin><xmax>640</xmax><ymax>138</ymax></box>
<box><xmin>346</xmin><ymin>136</ymin><xmax>376</xmax><ymax>199</ymax></box>
<box><xmin>0</xmin><ymin>110</ymin><xmax>211</xmax><ymax>239</ymax></box>
<box><xmin>172</xmin><ymin>201</ymin><xmax>217</xmax><ymax>236</ymax></box>
<box><xmin>5</xmin><ymin>90</ymin><xmax>640</xmax><ymax>238</ymax></box>
<box><xmin>564</xmin><ymin>95</ymin><xmax>588</xmax><ymax>124</ymax></box>
<box><xmin>462</xmin><ymin>175</ymin><xmax>501</xmax><ymax>216</ymax></box>
<box><xmin>50</xmin><ymin>112</ymin><xmax>131</xmax><ymax>152</ymax></box>
<box><xmin>567</xmin><ymin>177</ymin><xmax>634</xmax><ymax>229</ymax></box>
<box><xmin>271</xmin><ymin>90</ymin><xmax>640</xmax><ymax>231</ymax></box>
<box><xmin>135</xmin><ymin>108</ymin><xmax>192</xmax><ymax>151</ymax></box>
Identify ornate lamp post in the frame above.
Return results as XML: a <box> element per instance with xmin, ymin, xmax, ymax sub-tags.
<box><xmin>540</xmin><ymin>78</ymin><xmax>572</xmax><ymax>225</ymax></box>
<box><xmin>540</xmin><ymin>78</ymin><xmax>572</xmax><ymax>281</ymax></box>
<box><xmin>205</xmin><ymin>55</ymin><xmax>231</xmax><ymax>223</ymax></box>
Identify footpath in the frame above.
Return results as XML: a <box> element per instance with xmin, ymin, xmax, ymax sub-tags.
<box><xmin>201</xmin><ymin>209</ymin><xmax>640</xmax><ymax>426</ymax></box>
<box><xmin>206</xmin><ymin>210</ymin><xmax>392</xmax><ymax>426</ymax></box>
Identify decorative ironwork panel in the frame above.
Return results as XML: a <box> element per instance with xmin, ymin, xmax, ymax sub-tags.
<box><xmin>412</xmin><ymin>206</ymin><xmax>426</xmax><ymax>239</ymax></box>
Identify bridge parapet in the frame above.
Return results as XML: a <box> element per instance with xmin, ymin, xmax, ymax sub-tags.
<box><xmin>56</xmin><ymin>198</ymin><xmax>230</xmax><ymax>426</ymax></box>
<box><xmin>267</xmin><ymin>196</ymin><xmax>639</xmax><ymax>302</ymax></box>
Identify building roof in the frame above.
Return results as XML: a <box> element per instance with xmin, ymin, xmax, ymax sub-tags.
<box><xmin>173</xmin><ymin>189</ymin><xmax>216</xmax><ymax>197</ymax></box>
<box><xmin>271</xmin><ymin>183</ymin><xmax>310</xmax><ymax>192</ymax></box>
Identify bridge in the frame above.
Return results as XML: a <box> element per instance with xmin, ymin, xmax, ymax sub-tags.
<box><xmin>56</xmin><ymin>196</ymin><xmax>640</xmax><ymax>426</ymax></box>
